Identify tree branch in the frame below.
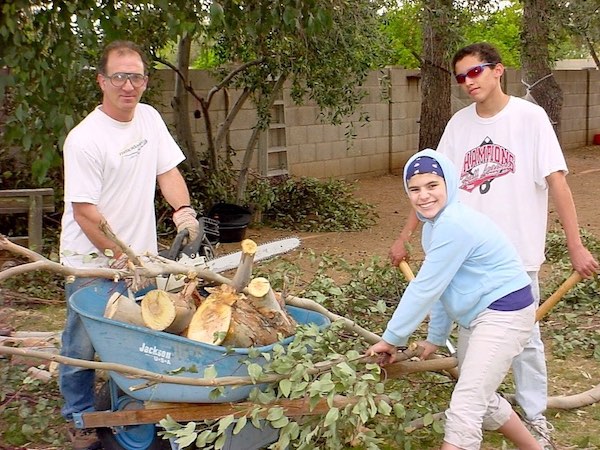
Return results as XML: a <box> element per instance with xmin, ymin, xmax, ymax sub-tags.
<box><xmin>206</xmin><ymin>58</ymin><xmax>266</xmax><ymax>106</ymax></box>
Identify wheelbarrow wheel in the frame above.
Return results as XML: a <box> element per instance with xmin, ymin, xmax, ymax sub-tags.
<box><xmin>95</xmin><ymin>381</ymin><xmax>171</xmax><ymax>450</ymax></box>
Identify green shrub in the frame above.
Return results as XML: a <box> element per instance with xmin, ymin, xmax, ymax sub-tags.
<box><xmin>264</xmin><ymin>177</ymin><xmax>378</xmax><ymax>232</ymax></box>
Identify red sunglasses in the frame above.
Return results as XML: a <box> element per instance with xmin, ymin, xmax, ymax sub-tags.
<box><xmin>455</xmin><ymin>63</ymin><xmax>495</xmax><ymax>84</ymax></box>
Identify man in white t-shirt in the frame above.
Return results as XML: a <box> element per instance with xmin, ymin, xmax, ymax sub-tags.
<box><xmin>59</xmin><ymin>40</ymin><xmax>200</xmax><ymax>450</ymax></box>
<box><xmin>389</xmin><ymin>42</ymin><xmax>598</xmax><ymax>449</ymax></box>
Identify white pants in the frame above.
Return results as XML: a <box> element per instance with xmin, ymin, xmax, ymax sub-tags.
<box><xmin>443</xmin><ymin>303</ymin><xmax>535</xmax><ymax>450</ymax></box>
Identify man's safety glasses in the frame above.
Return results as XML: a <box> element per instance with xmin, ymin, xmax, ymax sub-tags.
<box><xmin>103</xmin><ymin>72</ymin><xmax>148</xmax><ymax>88</ymax></box>
<box><xmin>454</xmin><ymin>63</ymin><xmax>495</xmax><ymax>84</ymax></box>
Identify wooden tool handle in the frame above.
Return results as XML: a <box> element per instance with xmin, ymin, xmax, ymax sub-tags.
<box><xmin>399</xmin><ymin>260</ymin><xmax>415</xmax><ymax>281</ymax></box>
<box><xmin>400</xmin><ymin>261</ymin><xmax>583</xmax><ymax>322</ymax></box>
<box><xmin>535</xmin><ymin>271</ymin><xmax>582</xmax><ymax>322</ymax></box>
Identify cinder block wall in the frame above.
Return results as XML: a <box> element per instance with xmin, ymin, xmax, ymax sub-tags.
<box><xmin>153</xmin><ymin>67</ymin><xmax>600</xmax><ymax>179</ymax></box>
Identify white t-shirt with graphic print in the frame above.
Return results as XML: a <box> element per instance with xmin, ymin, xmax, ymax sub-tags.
<box><xmin>437</xmin><ymin>96</ymin><xmax>567</xmax><ymax>271</ymax></box>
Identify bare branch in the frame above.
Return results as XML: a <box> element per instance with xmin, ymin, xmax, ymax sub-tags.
<box><xmin>100</xmin><ymin>221</ymin><xmax>141</xmax><ymax>265</ymax></box>
<box><xmin>206</xmin><ymin>58</ymin><xmax>266</xmax><ymax>105</ymax></box>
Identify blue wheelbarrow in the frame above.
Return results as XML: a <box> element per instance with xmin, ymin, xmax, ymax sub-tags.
<box><xmin>69</xmin><ymin>283</ymin><xmax>330</xmax><ymax>450</ymax></box>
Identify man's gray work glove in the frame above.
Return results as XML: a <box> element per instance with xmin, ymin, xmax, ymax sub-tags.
<box><xmin>172</xmin><ymin>206</ymin><xmax>200</xmax><ymax>243</ymax></box>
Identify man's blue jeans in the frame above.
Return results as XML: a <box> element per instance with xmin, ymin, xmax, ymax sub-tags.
<box><xmin>59</xmin><ymin>277</ymin><xmax>127</xmax><ymax>421</ymax></box>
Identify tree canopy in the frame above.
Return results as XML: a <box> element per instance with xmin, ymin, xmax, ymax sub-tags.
<box><xmin>0</xmin><ymin>0</ymin><xmax>391</xmax><ymax>197</ymax></box>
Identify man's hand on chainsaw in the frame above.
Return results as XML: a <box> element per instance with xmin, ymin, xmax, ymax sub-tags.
<box><xmin>173</xmin><ymin>206</ymin><xmax>200</xmax><ymax>243</ymax></box>
<box><xmin>109</xmin><ymin>253</ymin><xmax>155</xmax><ymax>292</ymax></box>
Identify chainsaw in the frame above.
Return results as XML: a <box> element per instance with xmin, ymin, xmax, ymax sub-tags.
<box><xmin>156</xmin><ymin>229</ymin><xmax>301</xmax><ymax>291</ymax></box>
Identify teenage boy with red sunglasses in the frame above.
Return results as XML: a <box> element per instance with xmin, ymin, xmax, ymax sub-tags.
<box><xmin>389</xmin><ymin>42</ymin><xmax>598</xmax><ymax>449</ymax></box>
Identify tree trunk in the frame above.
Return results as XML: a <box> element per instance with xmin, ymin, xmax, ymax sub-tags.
<box><xmin>418</xmin><ymin>1</ymin><xmax>453</xmax><ymax>150</ymax></box>
<box><xmin>521</xmin><ymin>0</ymin><xmax>563</xmax><ymax>134</ymax></box>
<box><xmin>172</xmin><ymin>33</ymin><xmax>200</xmax><ymax>170</ymax></box>
<box><xmin>235</xmin><ymin>75</ymin><xmax>286</xmax><ymax>203</ymax></box>
<box><xmin>584</xmin><ymin>34</ymin><xmax>600</xmax><ymax>70</ymax></box>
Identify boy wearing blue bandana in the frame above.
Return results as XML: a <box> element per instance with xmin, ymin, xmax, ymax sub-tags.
<box><xmin>368</xmin><ymin>149</ymin><xmax>540</xmax><ymax>449</ymax></box>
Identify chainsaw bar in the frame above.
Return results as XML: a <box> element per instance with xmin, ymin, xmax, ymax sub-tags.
<box><xmin>156</xmin><ymin>237</ymin><xmax>301</xmax><ymax>292</ymax></box>
<box><xmin>206</xmin><ymin>236</ymin><xmax>301</xmax><ymax>273</ymax></box>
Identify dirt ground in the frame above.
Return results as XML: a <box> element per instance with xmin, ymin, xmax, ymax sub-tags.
<box><xmin>239</xmin><ymin>145</ymin><xmax>600</xmax><ymax>266</ymax></box>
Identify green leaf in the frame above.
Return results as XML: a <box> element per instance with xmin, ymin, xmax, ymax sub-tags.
<box><xmin>195</xmin><ymin>429</ymin><xmax>215</xmax><ymax>447</ymax></box>
<box><xmin>433</xmin><ymin>419</ymin><xmax>445</xmax><ymax>434</ymax></box>
<box><xmin>377</xmin><ymin>400</ymin><xmax>392</xmax><ymax>416</ymax></box>
<box><xmin>217</xmin><ymin>414</ymin><xmax>235</xmax><ymax>434</ymax></box>
<box><xmin>159</xmin><ymin>414</ymin><xmax>180</xmax><ymax>429</ymax></box>
<box><xmin>174</xmin><ymin>421</ymin><xmax>196</xmax><ymax>435</ymax></box>
<box><xmin>393</xmin><ymin>403</ymin><xmax>406</xmax><ymax>419</ymax></box>
<box><xmin>232</xmin><ymin>416</ymin><xmax>247</xmax><ymax>435</ymax></box>
<box><xmin>204</xmin><ymin>365</ymin><xmax>217</xmax><ymax>379</ymax></box>
<box><xmin>270</xmin><ymin>416</ymin><xmax>290</xmax><ymax>429</ymax></box>
<box><xmin>279</xmin><ymin>378</ymin><xmax>292</xmax><ymax>397</ymax></box>
<box><xmin>176</xmin><ymin>431</ymin><xmax>197</xmax><ymax>448</ymax></box>
<box><xmin>247</xmin><ymin>363</ymin><xmax>263</xmax><ymax>381</ymax></box>
<box><xmin>266</xmin><ymin>407</ymin><xmax>285</xmax><ymax>421</ymax></box>
<box><xmin>215</xmin><ymin>432</ymin><xmax>227</xmax><ymax>449</ymax></box>
<box><xmin>324</xmin><ymin>407</ymin><xmax>339</xmax><ymax>427</ymax></box>
<box><xmin>423</xmin><ymin>412</ymin><xmax>434</xmax><ymax>426</ymax></box>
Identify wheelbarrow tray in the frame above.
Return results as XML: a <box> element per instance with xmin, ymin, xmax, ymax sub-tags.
<box><xmin>70</xmin><ymin>283</ymin><xmax>330</xmax><ymax>404</ymax></box>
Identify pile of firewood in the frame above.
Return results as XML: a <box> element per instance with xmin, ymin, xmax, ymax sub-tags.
<box><xmin>104</xmin><ymin>239</ymin><xmax>297</xmax><ymax>347</ymax></box>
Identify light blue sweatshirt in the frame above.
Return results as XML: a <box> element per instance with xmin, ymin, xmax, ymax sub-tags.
<box><xmin>382</xmin><ymin>149</ymin><xmax>531</xmax><ymax>347</ymax></box>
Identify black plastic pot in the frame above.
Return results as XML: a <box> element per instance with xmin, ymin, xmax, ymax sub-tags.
<box><xmin>207</xmin><ymin>203</ymin><xmax>252</xmax><ymax>243</ymax></box>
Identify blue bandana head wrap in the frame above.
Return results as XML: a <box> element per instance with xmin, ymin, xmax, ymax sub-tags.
<box><xmin>405</xmin><ymin>156</ymin><xmax>445</xmax><ymax>182</ymax></box>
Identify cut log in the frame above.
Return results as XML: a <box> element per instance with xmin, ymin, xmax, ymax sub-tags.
<box><xmin>186</xmin><ymin>284</ymin><xmax>297</xmax><ymax>348</ymax></box>
<box><xmin>225</xmin><ymin>283</ymin><xmax>296</xmax><ymax>348</ymax></box>
<box><xmin>247</xmin><ymin>277</ymin><xmax>296</xmax><ymax>331</ymax></box>
<box><xmin>104</xmin><ymin>292</ymin><xmax>145</xmax><ymax>327</ymax></box>
<box><xmin>141</xmin><ymin>290</ymin><xmax>176</xmax><ymax>331</ymax></box>
<box><xmin>141</xmin><ymin>289</ymin><xmax>196</xmax><ymax>334</ymax></box>
<box><xmin>186</xmin><ymin>286</ymin><xmax>237</xmax><ymax>345</ymax></box>
<box><xmin>231</xmin><ymin>239</ymin><xmax>258</xmax><ymax>292</ymax></box>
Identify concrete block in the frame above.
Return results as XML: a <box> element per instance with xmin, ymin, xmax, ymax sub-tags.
<box><xmin>231</xmin><ymin>109</ymin><xmax>258</xmax><ymax>130</ymax></box>
<box><xmin>354</xmin><ymin>155</ymin><xmax>371</xmax><ymax>174</ymax></box>
<box><xmin>228</xmin><ymin>129</ymin><xmax>254</xmax><ymax>150</ymax></box>
<box><xmin>151</xmin><ymin>67</ymin><xmax>600</xmax><ymax>181</ymax></box>
<box><xmin>324</xmin><ymin>158</ymin><xmax>342</xmax><ymax>177</ymax></box>
<box><xmin>331</xmin><ymin>141</ymin><xmax>349</xmax><ymax>160</ymax></box>
<box><xmin>305</xmin><ymin>161</ymin><xmax>327</xmax><ymax>178</ymax></box>
<box><xmin>287</xmin><ymin>126</ymin><xmax>308</xmax><ymax>146</ymax></box>
<box><xmin>297</xmin><ymin>106</ymin><xmax>320</xmax><ymax>126</ymax></box>
<box><xmin>315</xmin><ymin>142</ymin><xmax>333</xmax><ymax>161</ymax></box>
<box><xmin>376</xmin><ymin>136</ymin><xmax>390</xmax><ymax>155</ymax></box>
<box><xmin>340</xmin><ymin>156</ymin><xmax>357</xmax><ymax>177</ymax></box>
<box><xmin>322</xmin><ymin>123</ymin><xmax>342</xmax><ymax>142</ymax></box>
<box><xmin>307</xmin><ymin>125</ymin><xmax>325</xmax><ymax>144</ymax></box>
<box><xmin>297</xmin><ymin>143</ymin><xmax>317</xmax><ymax>163</ymax></box>
<box><xmin>369</xmin><ymin>153</ymin><xmax>388</xmax><ymax>173</ymax></box>
<box><xmin>367</xmin><ymin>120</ymin><xmax>385</xmax><ymax>139</ymax></box>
